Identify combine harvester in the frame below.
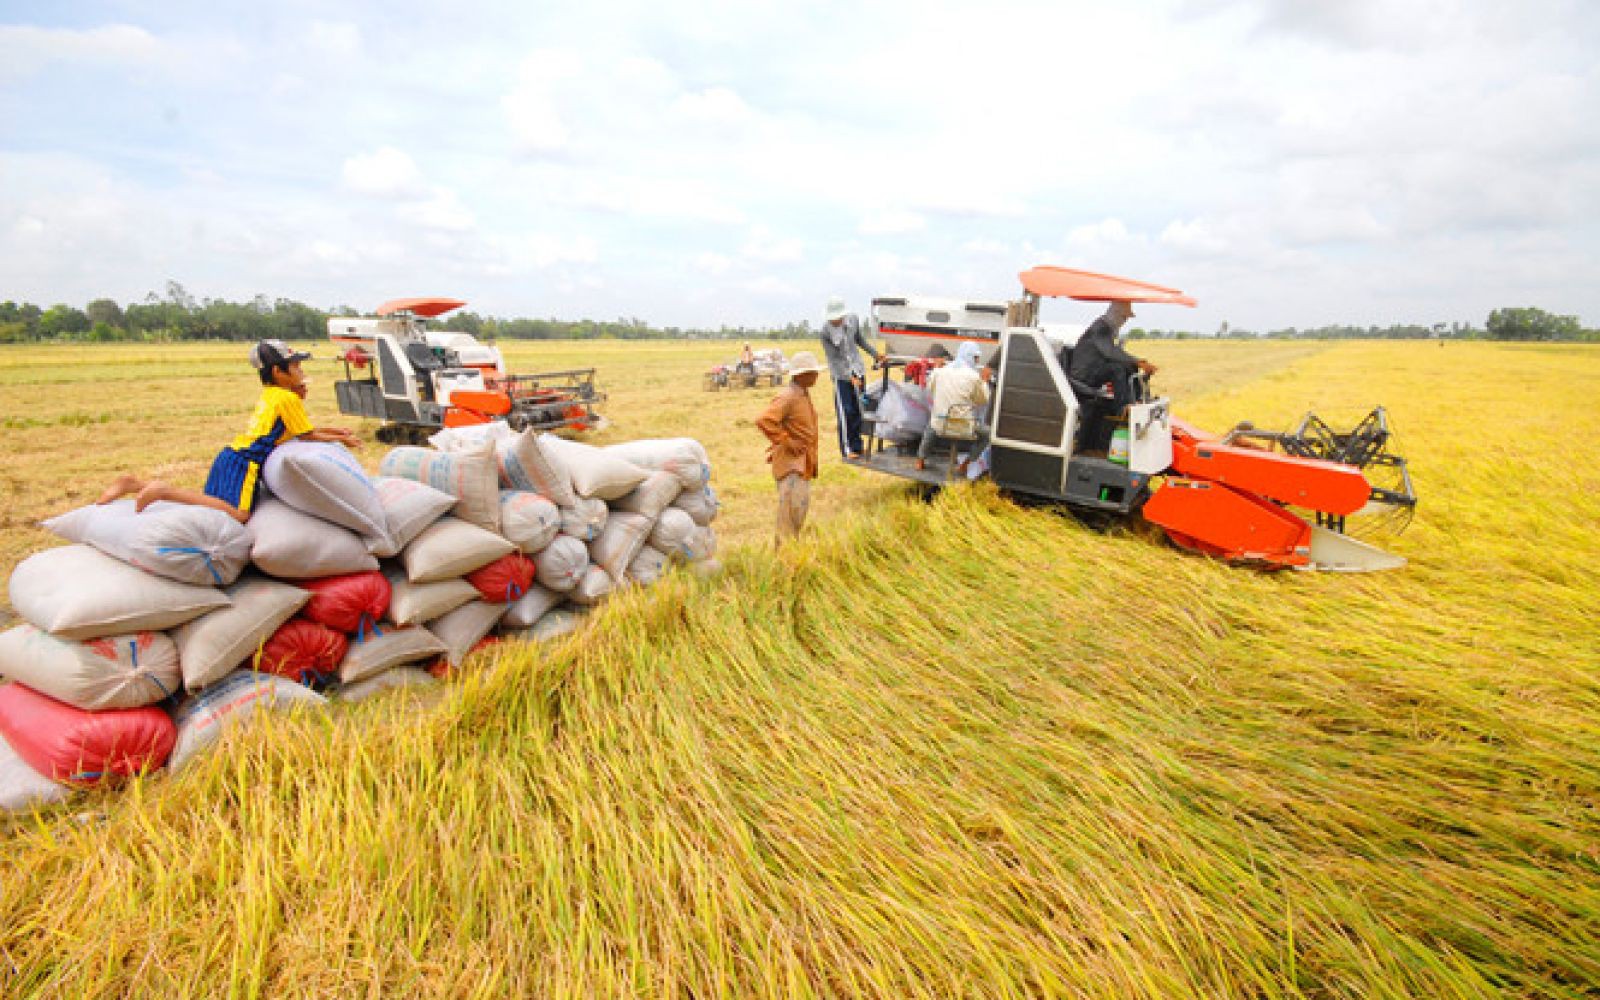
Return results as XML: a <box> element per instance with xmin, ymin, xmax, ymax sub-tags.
<box><xmin>851</xmin><ymin>267</ymin><xmax>1417</xmax><ymax>571</ymax></box>
<box><xmin>328</xmin><ymin>297</ymin><xmax>605</xmax><ymax>444</ymax></box>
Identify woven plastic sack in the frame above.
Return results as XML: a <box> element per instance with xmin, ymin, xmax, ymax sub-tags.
<box><xmin>0</xmin><ymin>731</ymin><xmax>69</xmax><ymax>814</ymax></box>
<box><xmin>873</xmin><ymin>379</ymin><xmax>931</xmax><ymax>443</ymax></box>
<box><xmin>533</xmin><ymin>536</ymin><xmax>589</xmax><ymax>592</ymax></box>
<box><xmin>367</xmin><ymin>477</ymin><xmax>457</xmax><ymax>558</ymax></box>
<box><xmin>43</xmin><ymin>499</ymin><xmax>253</xmax><ymax>587</ymax></box>
<box><xmin>249</xmin><ymin>498</ymin><xmax>379</xmax><ymax>579</ymax></box>
<box><xmin>568</xmin><ymin>565</ymin><xmax>615</xmax><ymax>606</ymax></box>
<box><xmin>610</xmin><ymin>471</ymin><xmax>683</xmax><ymax>520</ymax></box>
<box><xmin>501</xmin><ymin>583</ymin><xmax>564</xmax><ymax>630</ymax></box>
<box><xmin>336</xmin><ymin>667</ymin><xmax>438</xmax><ymax>703</ymax></box>
<box><xmin>683</xmin><ymin>525</ymin><xmax>718</xmax><ymax>563</ymax></box>
<box><xmin>496</xmin><ymin>429</ymin><xmax>577</xmax><ymax>506</ymax></box>
<box><xmin>671</xmin><ymin>485</ymin><xmax>721</xmax><ymax>527</ymax></box>
<box><xmin>539</xmin><ymin>434</ymin><xmax>648</xmax><ymax>500</ymax></box>
<box><xmin>465</xmin><ymin>552</ymin><xmax>536</xmax><ymax>604</ymax></box>
<box><xmin>558</xmin><ymin>497</ymin><xmax>608</xmax><ymax>541</ymax></box>
<box><xmin>0</xmin><ymin>627</ymin><xmax>179</xmax><ymax>710</ymax></box>
<box><xmin>649</xmin><ymin>508</ymin><xmax>697</xmax><ymax>559</ymax></box>
<box><xmin>257</xmin><ymin>619</ymin><xmax>349</xmax><ymax>686</ymax></box>
<box><xmin>10</xmin><ymin>545</ymin><xmax>229</xmax><ymax>641</ymax></box>
<box><xmin>602</xmin><ymin>438</ymin><xmax>711</xmax><ymax>491</ymax></box>
<box><xmin>300</xmin><ymin>571</ymin><xmax>391</xmax><ymax>635</ymax></box>
<box><xmin>0</xmin><ymin>682</ymin><xmax>176</xmax><ymax>786</ymax></box>
<box><xmin>690</xmin><ymin>558</ymin><xmax>724</xmax><ymax>578</ymax></box>
<box><xmin>499</xmin><ymin>491</ymin><xmax>561</xmax><ymax>553</ymax></box>
<box><xmin>263</xmin><ymin>439</ymin><xmax>387</xmax><ymax>539</ymax></box>
<box><xmin>168</xmin><ymin>671</ymin><xmax>325</xmax><ymax>771</ymax></box>
<box><xmin>173</xmin><ymin>576</ymin><xmax>309</xmax><ymax>692</ymax></box>
<box><xmin>626</xmin><ymin>546</ymin><xmax>671</xmax><ymax>586</ymax></box>
<box><xmin>589</xmin><ymin>512</ymin><xmax>653</xmax><ymax>581</ymax></box>
<box><xmin>427</xmin><ymin>601</ymin><xmax>507</xmax><ymax>667</ymax></box>
<box><xmin>385</xmin><ymin>570</ymin><xmax>476</xmax><ymax>626</ymax></box>
<box><xmin>380</xmin><ymin>444</ymin><xmax>500</xmax><ymax>532</ymax></box>
<box><xmin>510</xmin><ymin>608</ymin><xmax>582</xmax><ymax>643</ymax></box>
<box><xmin>401</xmin><ymin>517</ymin><xmax>514</xmax><ymax>584</ymax></box>
<box><xmin>339</xmin><ymin>627</ymin><xmax>447</xmax><ymax>684</ymax></box>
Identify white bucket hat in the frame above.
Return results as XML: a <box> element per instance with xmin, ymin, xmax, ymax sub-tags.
<box><xmin>788</xmin><ymin>350</ymin><xmax>824</xmax><ymax>375</ymax></box>
<box><xmin>824</xmin><ymin>296</ymin><xmax>848</xmax><ymax>322</ymax></box>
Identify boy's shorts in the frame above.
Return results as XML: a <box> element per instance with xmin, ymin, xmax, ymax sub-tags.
<box><xmin>202</xmin><ymin>448</ymin><xmax>263</xmax><ymax>516</ymax></box>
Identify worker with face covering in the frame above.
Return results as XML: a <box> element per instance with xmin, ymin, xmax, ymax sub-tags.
<box><xmin>1066</xmin><ymin>300</ymin><xmax>1157</xmax><ymax>454</ymax></box>
<box><xmin>915</xmin><ymin>341</ymin><xmax>992</xmax><ymax>474</ymax></box>
<box><xmin>818</xmin><ymin>296</ymin><xmax>885</xmax><ymax>460</ymax></box>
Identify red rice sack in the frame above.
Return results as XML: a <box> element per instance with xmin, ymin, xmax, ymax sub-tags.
<box><xmin>610</xmin><ymin>471</ymin><xmax>683</xmax><ymax>520</ymax></box>
<box><xmin>9</xmin><ymin>545</ymin><xmax>230</xmax><ymax>641</ymax></box>
<box><xmin>465</xmin><ymin>553</ymin><xmax>536</xmax><ymax>604</ymax></box>
<box><xmin>384</xmin><ymin>570</ymin><xmax>476</xmax><ymax>626</ymax></box>
<box><xmin>300</xmin><ymin>571</ymin><xmax>392</xmax><ymax>635</ymax></box>
<box><xmin>249</xmin><ymin>498</ymin><xmax>380</xmax><ymax>579</ymax></box>
<box><xmin>263</xmin><ymin>439</ymin><xmax>387</xmax><ymax>539</ymax></box>
<box><xmin>400</xmin><ymin>517</ymin><xmax>514</xmax><ymax>584</ymax></box>
<box><xmin>539</xmin><ymin>434</ymin><xmax>649</xmax><ymax>500</ymax></box>
<box><xmin>499</xmin><ymin>491</ymin><xmax>561</xmax><ymax>553</ymax></box>
<box><xmin>558</xmin><ymin>497</ymin><xmax>608</xmax><ymax>542</ymax></box>
<box><xmin>0</xmin><ymin>627</ymin><xmax>180</xmax><ymax>710</ymax></box>
<box><xmin>172</xmin><ymin>576</ymin><xmax>310</xmax><ymax>692</ymax></box>
<box><xmin>1</xmin><ymin>730</ymin><xmax>69</xmax><ymax>814</ymax></box>
<box><xmin>380</xmin><ymin>444</ymin><xmax>500</xmax><ymax>532</ymax></box>
<box><xmin>257</xmin><ymin>619</ymin><xmax>349</xmax><ymax>685</ymax></box>
<box><xmin>43</xmin><ymin>499</ymin><xmax>253</xmax><ymax>586</ymax></box>
<box><xmin>368</xmin><ymin>477</ymin><xmax>457</xmax><ymax>558</ymax></box>
<box><xmin>168</xmin><ymin>670</ymin><xmax>326</xmax><ymax>771</ymax></box>
<box><xmin>339</xmin><ymin>627</ymin><xmax>448</xmax><ymax>683</ymax></box>
<box><xmin>501</xmin><ymin>583</ymin><xmax>563</xmax><ymax>630</ymax></box>
<box><xmin>533</xmin><ymin>536</ymin><xmax>589</xmax><ymax>592</ymax></box>
<box><xmin>0</xmin><ymin>682</ymin><xmax>175</xmax><ymax>786</ymax></box>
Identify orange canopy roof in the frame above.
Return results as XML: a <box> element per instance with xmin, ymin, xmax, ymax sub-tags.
<box><xmin>375</xmin><ymin>297</ymin><xmax>467</xmax><ymax>318</ymax></box>
<box><xmin>1018</xmin><ymin>266</ymin><xmax>1196</xmax><ymax>307</ymax></box>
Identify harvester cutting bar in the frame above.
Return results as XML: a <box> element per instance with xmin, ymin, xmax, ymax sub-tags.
<box><xmin>1142</xmin><ymin>478</ymin><xmax>1314</xmax><ymax>568</ymax></box>
<box><xmin>1169</xmin><ymin>418</ymin><xmax>1372</xmax><ymax>516</ymax></box>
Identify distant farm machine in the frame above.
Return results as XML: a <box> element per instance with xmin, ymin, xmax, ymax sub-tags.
<box><xmin>328</xmin><ymin>297</ymin><xmax>604</xmax><ymax>445</ymax></box>
<box><xmin>851</xmin><ymin>267</ymin><xmax>1418</xmax><ymax>571</ymax></box>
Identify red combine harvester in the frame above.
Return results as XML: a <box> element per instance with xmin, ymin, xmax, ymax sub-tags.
<box><xmin>328</xmin><ymin>297</ymin><xmax>604</xmax><ymax>445</ymax></box>
<box><xmin>850</xmin><ymin>266</ymin><xmax>1417</xmax><ymax>571</ymax></box>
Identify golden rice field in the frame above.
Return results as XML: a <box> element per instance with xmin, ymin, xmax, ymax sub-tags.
<box><xmin>1</xmin><ymin>338</ymin><xmax>1597</xmax><ymax>998</ymax></box>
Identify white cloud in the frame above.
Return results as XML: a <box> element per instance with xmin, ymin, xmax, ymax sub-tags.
<box><xmin>0</xmin><ymin>24</ymin><xmax>163</xmax><ymax>77</ymax></box>
<box><xmin>306</xmin><ymin>21</ymin><xmax>361</xmax><ymax>57</ymax></box>
<box><xmin>695</xmin><ymin>252</ymin><xmax>733</xmax><ymax>275</ymax></box>
<box><xmin>398</xmin><ymin>188</ymin><xmax>476</xmax><ymax>232</ymax></box>
<box><xmin>501</xmin><ymin>50</ymin><xmax>585</xmax><ymax>155</ymax></box>
<box><xmin>672</xmin><ymin>87</ymin><xmax>755</xmax><ymax>128</ymax></box>
<box><xmin>341</xmin><ymin>147</ymin><xmax>425</xmax><ymax>198</ymax></box>
<box><xmin>741</xmin><ymin>228</ymin><xmax>804</xmax><ymax>263</ymax></box>
<box><xmin>859</xmin><ymin>210</ymin><xmax>926</xmax><ymax>236</ymax></box>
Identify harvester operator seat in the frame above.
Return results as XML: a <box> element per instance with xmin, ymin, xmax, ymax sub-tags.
<box><xmin>405</xmin><ymin>341</ymin><xmax>443</xmax><ymax>402</ymax></box>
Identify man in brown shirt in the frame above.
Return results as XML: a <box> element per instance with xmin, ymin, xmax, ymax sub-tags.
<box><xmin>756</xmin><ymin>350</ymin><xmax>823</xmax><ymax>545</ymax></box>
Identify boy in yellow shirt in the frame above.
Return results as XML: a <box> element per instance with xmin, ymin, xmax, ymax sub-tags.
<box><xmin>98</xmin><ymin>339</ymin><xmax>359</xmax><ymax>522</ymax></box>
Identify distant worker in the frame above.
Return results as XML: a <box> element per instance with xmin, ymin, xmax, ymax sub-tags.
<box><xmin>97</xmin><ymin>340</ymin><xmax>360</xmax><ymax>522</ymax></box>
<box><xmin>756</xmin><ymin>350</ymin><xmax>824</xmax><ymax>545</ymax></box>
<box><xmin>915</xmin><ymin>342</ymin><xmax>992</xmax><ymax>474</ymax></box>
<box><xmin>736</xmin><ymin>341</ymin><xmax>755</xmax><ymax>377</ymax></box>
<box><xmin>819</xmin><ymin>295</ymin><xmax>885</xmax><ymax>460</ymax></box>
<box><xmin>1068</xmin><ymin>301</ymin><xmax>1156</xmax><ymax>454</ymax></box>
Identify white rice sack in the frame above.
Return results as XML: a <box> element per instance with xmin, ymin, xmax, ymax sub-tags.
<box><xmin>169</xmin><ymin>670</ymin><xmax>326</xmax><ymax>771</ymax></box>
<box><xmin>507</xmin><ymin>608</ymin><xmax>582</xmax><ymax>643</ymax></box>
<box><xmin>558</xmin><ymin>497</ymin><xmax>608</xmax><ymax>542</ymax></box>
<box><xmin>428</xmin><ymin>422</ymin><xmax>514</xmax><ymax>453</ymax></box>
<box><xmin>338</xmin><ymin>627</ymin><xmax>447</xmax><ymax>684</ymax></box>
<box><xmin>367</xmin><ymin>477</ymin><xmax>457</xmax><ymax>558</ymax></box>
<box><xmin>589</xmin><ymin>512</ymin><xmax>653</xmax><ymax>581</ymax></box>
<box><xmin>401</xmin><ymin>517</ymin><xmax>514</xmax><ymax>584</ymax></box>
<box><xmin>249</xmin><ymin>498</ymin><xmax>379</xmax><ymax>579</ymax></box>
<box><xmin>501</xmin><ymin>583</ymin><xmax>564</xmax><ymax>630</ymax></box>
<box><xmin>172</xmin><ymin>575</ymin><xmax>309</xmax><ymax>692</ymax></box>
<box><xmin>10</xmin><ymin>545</ymin><xmax>230</xmax><ymax>641</ymax></box>
<box><xmin>427</xmin><ymin>600</ymin><xmax>507</xmax><ymax>667</ymax></box>
<box><xmin>384</xmin><ymin>569</ymin><xmax>477</xmax><ymax>626</ymax></box>
<box><xmin>533</xmin><ymin>536</ymin><xmax>589</xmax><ymax>592</ymax></box>
<box><xmin>609</xmin><ymin>471</ymin><xmax>683</xmax><ymax>520</ymax></box>
<box><xmin>602</xmin><ymin>438</ymin><xmax>711</xmax><ymax>491</ymax></box>
<box><xmin>627</xmin><ymin>546</ymin><xmax>671</xmax><ymax>586</ymax></box>
<box><xmin>43</xmin><ymin>499</ymin><xmax>253</xmax><ymax>587</ymax></box>
<box><xmin>649</xmin><ymin>508</ymin><xmax>698</xmax><ymax>559</ymax></box>
<box><xmin>683</xmin><ymin>525</ymin><xmax>718</xmax><ymax>563</ymax></box>
<box><xmin>499</xmin><ymin>491</ymin><xmax>561</xmax><ymax>553</ymax></box>
<box><xmin>0</xmin><ymin>731</ymin><xmax>69</xmax><ymax>815</ymax></box>
<box><xmin>671</xmin><ymin>485</ymin><xmax>721</xmax><ymax>527</ymax></box>
<box><xmin>568</xmin><ymin>566</ymin><xmax>614</xmax><ymax>606</ymax></box>
<box><xmin>496</xmin><ymin>429</ymin><xmax>577</xmax><ymax>507</ymax></box>
<box><xmin>539</xmin><ymin>434</ymin><xmax>648</xmax><ymax>501</ymax></box>
<box><xmin>380</xmin><ymin>444</ymin><xmax>500</xmax><ymax>532</ymax></box>
<box><xmin>335</xmin><ymin>667</ymin><xmax>438</xmax><ymax>703</ymax></box>
<box><xmin>690</xmin><ymin>558</ymin><xmax>724</xmax><ymax>578</ymax></box>
<box><xmin>0</xmin><ymin>627</ymin><xmax>180</xmax><ymax>710</ymax></box>
<box><xmin>263</xmin><ymin>440</ymin><xmax>387</xmax><ymax>539</ymax></box>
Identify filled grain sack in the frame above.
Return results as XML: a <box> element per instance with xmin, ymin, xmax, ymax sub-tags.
<box><xmin>43</xmin><ymin>499</ymin><xmax>253</xmax><ymax>587</ymax></box>
<box><xmin>539</xmin><ymin>434</ymin><xmax>648</xmax><ymax>500</ymax></box>
<box><xmin>380</xmin><ymin>444</ymin><xmax>500</xmax><ymax>532</ymax></box>
<box><xmin>649</xmin><ymin>508</ymin><xmax>698</xmax><ymax>559</ymax></box>
<box><xmin>0</xmin><ymin>682</ymin><xmax>175</xmax><ymax>785</ymax></box>
<box><xmin>589</xmin><ymin>512</ymin><xmax>653</xmax><ymax>581</ymax></box>
<box><xmin>499</xmin><ymin>491</ymin><xmax>561</xmax><ymax>553</ymax></box>
<box><xmin>249</xmin><ymin>498</ymin><xmax>379</xmax><ymax>579</ymax></box>
<box><xmin>873</xmin><ymin>379</ymin><xmax>931</xmax><ymax>443</ymax></box>
<box><xmin>428</xmin><ymin>422</ymin><xmax>513</xmax><ymax>453</ymax></box>
<box><xmin>602</xmin><ymin>438</ymin><xmax>711</xmax><ymax>491</ymax></box>
<box><xmin>173</xmin><ymin>576</ymin><xmax>310</xmax><ymax>692</ymax></box>
<box><xmin>168</xmin><ymin>670</ymin><xmax>325</xmax><ymax>771</ymax></box>
<box><xmin>339</xmin><ymin>627</ymin><xmax>447</xmax><ymax>684</ymax></box>
<box><xmin>568</xmin><ymin>565</ymin><xmax>615</xmax><ymax>606</ymax></box>
<box><xmin>690</xmin><ymin>558</ymin><xmax>724</xmax><ymax>578</ymax></box>
<box><xmin>610</xmin><ymin>471</ymin><xmax>683</xmax><ymax>520</ymax></box>
<box><xmin>0</xmin><ymin>731</ymin><xmax>69</xmax><ymax>814</ymax></box>
<box><xmin>513</xmin><ymin>607</ymin><xmax>582</xmax><ymax>643</ymax></box>
<box><xmin>427</xmin><ymin>601</ymin><xmax>507</xmax><ymax>667</ymax></box>
<box><xmin>533</xmin><ymin>535</ymin><xmax>589</xmax><ymax>592</ymax></box>
<box><xmin>257</xmin><ymin>619</ymin><xmax>348</xmax><ymax>685</ymax></box>
<box><xmin>384</xmin><ymin>570</ymin><xmax>476</xmax><ymax>626</ymax></box>
<box><xmin>671</xmin><ymin>485</ymin><xmax>721</xmax><ymax>527</ymax></box>
<box><xmin>367</xmin><ymin>477</ymin><xmax>457</xmax><ymax>558</ymax></box>
<box><xmin>626</xmin><ymin>546</ymin><xmax>671</xmax><ymax>586</ymax></box>
<box><xmin>0</xmin><ymin>627</ymin><xmax>179</xmax><ymax>710</ymax></box>
<box><xmin>299</xmin><ymin>571</ymin><xmax>391</xmax><ymax>635</ymax></box>
<box><xmin>558</xmin><ymin>496</ymin><xmax>608</xmax><ymax>542</ymax></box>
<box><xmin>500</xmin><ymin>583</ymin><xmax>563</xmax><ymax>630</ymax></box>
<box><xmin>335</xmin><ymin>667</ymin><xmax>437</xmax><ymax>703</ymax></box>
<box><xmin>496</xmin><ymin>429</ymin><xmax>577</xmax><ymax>506</ymax></box>
<box><xmin>465</xmin><ymin>552</ymin><xmax>536</xmax><ymax>604</ymax></box>
<box><xmin>263</xmin><ymin>439</ymin><xmax>387</xmax><ymax>539</ymax></box>
<box><xmin>683</xmin><ymin>525</ymin><xmax>718</xmax><ymax>563</ymax></box>
<box><xmin>401</xmin><ymin>517</ymin><xmax>514</xmax><ymax>584</ymax></box>
<box><xmin>10</xmin><ymin>545</ymin><xmax>229</xmax><ymax>641</ymax></box>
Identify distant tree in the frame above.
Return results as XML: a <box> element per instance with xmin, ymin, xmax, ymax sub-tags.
<box><xmin>38</xmin><ymin>303</ymin><xmax>90</xmax><ymax>338</ymax></box>
<box><xmin>86</xmin><ymin>298</ymin><xmax>124</xmax><ymax>329</ymax></box>
<box><xmin>1486</xmin><ymin>307</ymin><xmax>1582</xmax><ymax>342</ymax></box>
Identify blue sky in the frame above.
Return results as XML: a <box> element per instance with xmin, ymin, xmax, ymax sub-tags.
<box><xmin>2</xmin><ymin>0</ymin><xmax>1597</xmax><ymax>332</ymax></box>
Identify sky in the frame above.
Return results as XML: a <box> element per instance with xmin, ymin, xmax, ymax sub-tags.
<box><xmin>2</xmin><ymin>0</ymin><xmax>1598</xmax><ymax>333</ymax></box>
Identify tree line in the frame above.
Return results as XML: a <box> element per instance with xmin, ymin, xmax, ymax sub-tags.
<box><xmin>1129</xmin><ymin>307</ymin><xmax>1596</xmax><ymax>342</ymax></box>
